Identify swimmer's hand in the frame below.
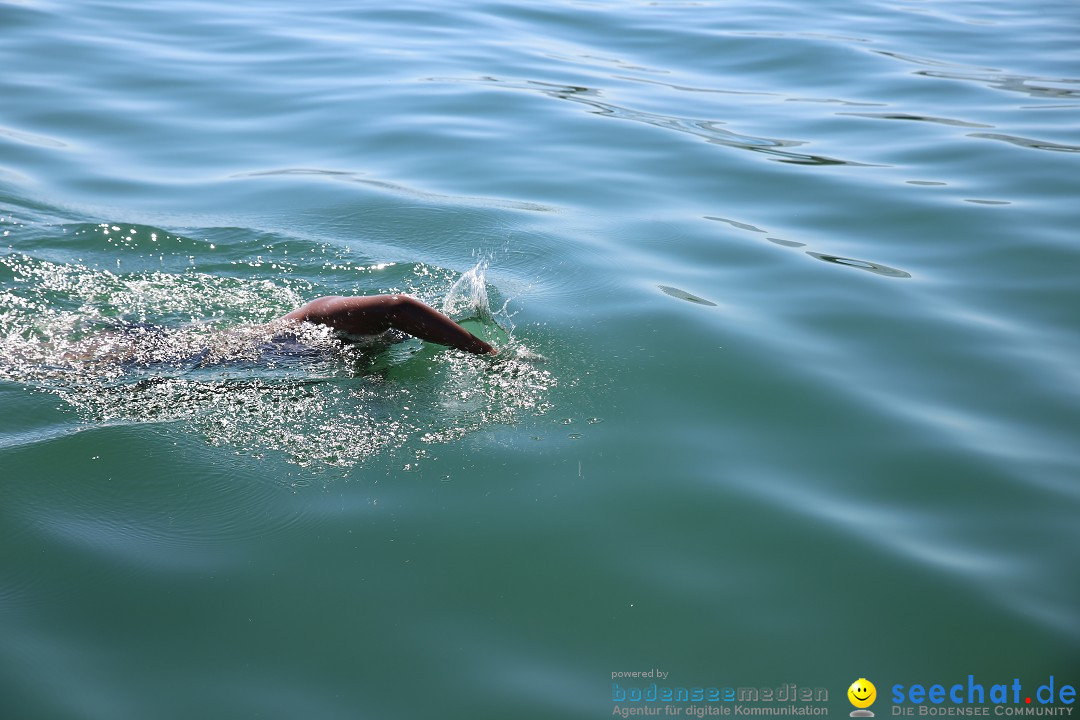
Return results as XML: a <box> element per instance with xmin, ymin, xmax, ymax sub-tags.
<box><xmin>282</xmin><ymin>294</ymin><xmax>497</xmax><ymax>356</ymax></box>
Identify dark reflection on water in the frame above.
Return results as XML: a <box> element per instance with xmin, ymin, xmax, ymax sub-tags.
<box><xmin>805</xmin><ymin>252</ymin><xmax>912</xmax><ymax>278</ymax></box>
<box><xmin>967</xmin><ymin>132</ymin><xmax>1080</xmax><ymax>154</ymax></box>
<box><xmin>658</xmin><ymin>285</ymin><xmax>717</xmax><ymax>306</ymax></box>
<box><xmin>838</xmin><ymin>112</ymin><xmax>993</xmax><ymax>129</ymax></box>
<box><xmin>703</xmin><ymin>216</ymin><xmax>908</xmax><ymax>278</ymax></box>
<box><xmin>704</xmin><ymin>216</ymin><xmax>767</xmax><ymax>233</ymax></box>
<box><xmin>916</xmin><ymin>70</ymin><xmax>1080</xmax><ymax>100</ymax></box>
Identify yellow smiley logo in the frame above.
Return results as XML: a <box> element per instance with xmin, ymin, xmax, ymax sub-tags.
<box><xmin>848</xmin><ymin>678</ymin><xmax>877</xmax><ymax>709</ymax></box>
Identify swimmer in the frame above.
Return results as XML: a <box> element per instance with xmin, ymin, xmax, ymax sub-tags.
<box><xmin>281</xmin><ymin>294</ymin><xmax>496</xmax><ymax>355</ymax></box>
<box><xmin>21</xmin><ymin>293</ymin><xmax>496</xmax><ymax>369</ymax></box>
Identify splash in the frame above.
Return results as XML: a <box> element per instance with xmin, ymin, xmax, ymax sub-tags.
<box><xmin>442</xmin><ymin>260</ymin><xmax>519</xmax><ymax>352</ymax></box>
<box><xmin>442</xmin><ymin>261</ymin><xmax>493</xmax><ymax>320</ymax></box>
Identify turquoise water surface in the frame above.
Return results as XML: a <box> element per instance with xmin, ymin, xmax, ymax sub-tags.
<box><xmin>2</xmin><ymin>1</ymin><xmax>1079</xmax><ymax>718</ymax></box>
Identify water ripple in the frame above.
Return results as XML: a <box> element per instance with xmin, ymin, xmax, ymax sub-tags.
<box><xmin>915</xmin><ymin>69</ymin><xmax>1080</xmax><ymax>101</ymax></box>
<box><xmin>838</xmin><ymin>112</ymin><xmax>993</xmax><ymax>129</ymax></box>
<box><xmin>0</xmin><ymin>125</ymin><xmax>68</xmax><ymax>149</ymax></box>
<box><xmin>703</xmin><ymin>216</ymin><xmax>912</xmax><ymax>279</ymax></box>
<box><xmin>967</xmin><ymin>132</ymin><xmax>1080</xmax><ymax>154</ymax></box>
<box><xmin>427</xmin><ymin>76</ymin><xmax>873</xmax><ymax>167</ymax></box>
<box><xmin>230</xmin><ymin>167</ymin><xmax>558</xmax><ymax>212</ymax></box>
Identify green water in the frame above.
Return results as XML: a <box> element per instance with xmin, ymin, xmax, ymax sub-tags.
<box><xmin>2</xmin><ymin>1</ymin><xmax>1078</xmax><ymax>717</ymax></box>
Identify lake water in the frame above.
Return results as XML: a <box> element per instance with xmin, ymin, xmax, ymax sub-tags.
<box><xmin>2</xmin><ymin>0</ymin><xmax>1078</xmax><ymax>717</ymax></box>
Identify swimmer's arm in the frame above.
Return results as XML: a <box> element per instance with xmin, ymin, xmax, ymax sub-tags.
<box><xmin>281</xmin><ymin>295</ymin><xmax>496</xmax><ymax>355</ymax></box>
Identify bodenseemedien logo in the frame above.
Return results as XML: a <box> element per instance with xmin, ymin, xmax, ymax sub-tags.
<box><xmin>849</xmin><ymin>678</ymin><xmax>877</xmax><ymax>717</ymax></box>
